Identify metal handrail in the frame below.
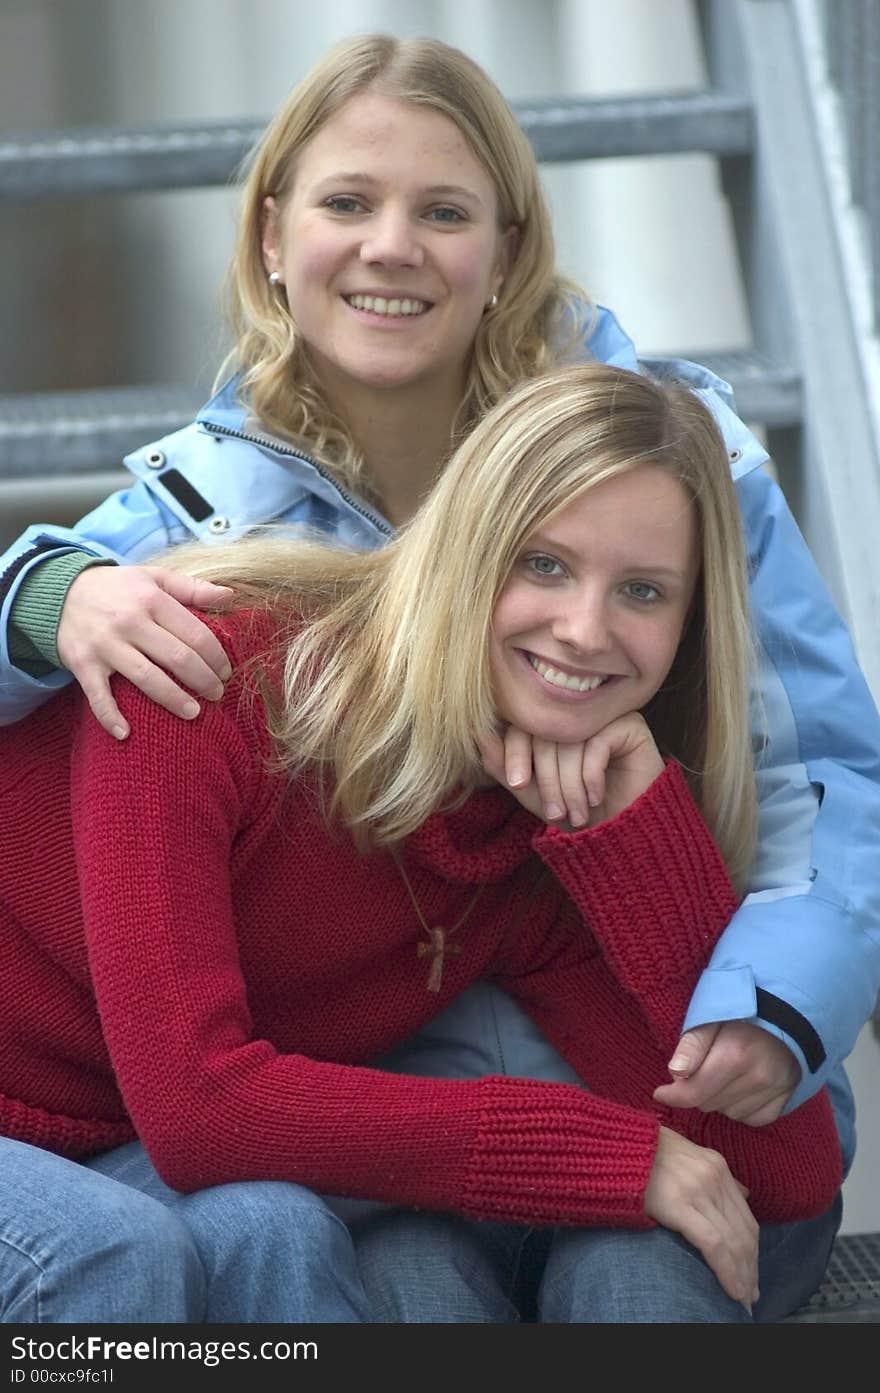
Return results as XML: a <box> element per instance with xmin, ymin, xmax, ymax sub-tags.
<box><xmin>0</xmin><ymin>92</ymin><xmax>752</xmax><ymax>201</ymax></box>
<box><xmin>823</xmin><ymin>0</ymin><xmax>880</xmax><ymax>326</ymax></box>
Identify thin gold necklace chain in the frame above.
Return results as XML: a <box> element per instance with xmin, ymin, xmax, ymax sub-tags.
<box><xmin>389</xmin><ymin>847</ymin><xmax>487</xmax><ymax>993</ymax></box>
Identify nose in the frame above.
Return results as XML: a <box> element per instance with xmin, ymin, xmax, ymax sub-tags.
<box><xmin>359</xmin><ymin>206</ymin><xmax>424</xmax><ymax>269</ymax></box>
<box><xmin>551</xmin><ymin>592</ymin><xmax>614</xmax><ymax>655</ymax></box>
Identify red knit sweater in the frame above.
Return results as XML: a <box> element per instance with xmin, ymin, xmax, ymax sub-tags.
<box><xmin>0</xmin><ymin>612</ymin><xmax>841</xmax><ymax>1228</ymax></box>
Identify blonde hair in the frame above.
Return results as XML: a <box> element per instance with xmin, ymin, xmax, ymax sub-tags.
<box><xmin>221</xmin><ymin>33</ymin><xmax>586</xmax><ymax>499</ymax></box>
<box><xmin>176</xmin><ymin>363</ymin><xmax>758</xmax><ymax>892</ymax></box>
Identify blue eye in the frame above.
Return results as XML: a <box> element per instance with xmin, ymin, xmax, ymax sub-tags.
<box><xmin>526</xmin><ymin>554</ymin><xmax>564</xmax><ymax>578</ymax></box>
<box><xmin>626</xmin><ymin>581</ymin><xmax>661</xmax><ymax>603</ymax></box>
<box><xmin>427</xmin><ymin>206</ymin><xmax>466</xmax><ymax>224</ymax></box>
<box><xmin>324</xmin><ymin>195</ymin><xmax>366</xmax><ymax>214</ymax></box>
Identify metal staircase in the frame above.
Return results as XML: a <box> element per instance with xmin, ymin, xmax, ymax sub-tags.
<box><xmin>699</xmin><ymin>0</ymin><xmax>880</xmax><ymax>698</ymax></box>
<box><xmin>0</xmin><ymin>88</ymin><xmax>775</xmax><ymax>478</ymax></box>
<box><xmin>0</xmin><ymin>0</ymin><xmax>877</xmax><ymax>1321</ymax></box>
<box><xmin>2</xmin><ymin>5</ymin><xmax>878</xmax><ymax>694</ymax></box>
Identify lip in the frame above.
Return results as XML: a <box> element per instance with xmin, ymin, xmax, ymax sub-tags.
<box><xmin>526</xmin><ymin>651</ymin><xmax>614</xmax><ymax>681</ymax></box>
<box><xmin>517</xmin><ymin>648</ymin><xmax>622</xmax><ymax>701</ymax></box>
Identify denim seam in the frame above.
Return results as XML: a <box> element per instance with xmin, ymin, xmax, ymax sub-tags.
<box><xmin>1</xmin><ymin>1233</ymin><xmax>48</xmax><ymax>1322</ymax></box>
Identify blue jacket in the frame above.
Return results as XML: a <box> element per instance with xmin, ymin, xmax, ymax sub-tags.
<box><xmin>2</xmin><ymin>307</ymin><xmax>878</xmax><ymax>1168</ymax></box>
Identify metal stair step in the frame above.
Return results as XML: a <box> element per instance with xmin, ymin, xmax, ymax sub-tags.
<box><xmin>783</xmin><ymin>1231</ymin><xmax>880</xmax><ymax>1323</ymax></box>
<box><xmin>0</xmin><ymin>92</ymin><xmax>752</xmax><ymax>201</ymax></box>
<box><xmin>691</xmin><ymin>350</ymin><xmax>803</xmax><ymax>430</ymax></box>
<box><xmin>0</xmin><ymin>350</ymin><xmax>800</xmax><ymax>479</ymax></box>
<box><xmin>0</xmin><ymin>385</ymin><xmax>205</xmax><ymax>477</ymax></box>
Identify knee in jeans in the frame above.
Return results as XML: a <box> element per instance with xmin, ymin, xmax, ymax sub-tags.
<box><xmin>540</xmin><ymin>1226</ymin><xmax>732</xmax><ymax>1324</ymax></box>
<box><xmin>86</xmin><ymin>1188</ymin><xmax>199</xmax><ymax>1273</ymax></box>
<box><xmin>188</xmin><ymin>1181</ymin><xmax>354</xmax><ymax>1266</ymax></box>
<box><xmin>39</xmin><ymin>1189</ymin><xmax>204</xmax><ymax>1319</ymax></box>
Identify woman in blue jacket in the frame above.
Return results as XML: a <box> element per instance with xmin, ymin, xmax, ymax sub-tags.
<box><xmin>1</xmin><ymin>33</ymin><xmax>878</xmax><ymax>1320</ymax></box>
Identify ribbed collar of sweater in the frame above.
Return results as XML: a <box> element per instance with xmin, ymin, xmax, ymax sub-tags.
<box><xmin>402</xmin><ymin>785</ymin><xmax>540</xmax><ymax>884</ymax></box>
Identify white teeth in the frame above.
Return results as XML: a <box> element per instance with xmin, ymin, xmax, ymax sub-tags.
<box><xmin>347</xmin><ymin>294</ymin><xmax>428</xmax><ymax>316</ymax></box>
<box><xmin>528</xmin><ymin>655</ymin><xmax>608</xmax><ymax>692</ymax></box>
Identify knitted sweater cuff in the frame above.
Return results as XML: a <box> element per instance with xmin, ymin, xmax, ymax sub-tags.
<box><xmin>461</xmin><ymin>1076</ymin><xmax>658</xmax><ymax>1228</ymax></box>
<box><xmin>9</xmin><ymin>551</ymin><xmax>117</xmax><ymax>673</ymax></box>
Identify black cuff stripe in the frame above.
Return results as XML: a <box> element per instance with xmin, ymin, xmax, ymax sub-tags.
<box><xmin>0</xmin><ymin>539</ymin><xmax>67</xmax><ymax>612</ymax></box>
<box><xmin>755</xmin><ymin>987</ymin><xmax>826</xmax><ymax>1074</ymax></box>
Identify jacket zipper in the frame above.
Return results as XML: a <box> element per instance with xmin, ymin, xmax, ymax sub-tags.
<box><xmin>201</xmin><ymin>420</ymin><xmax>394</xmax><ymax>538</ymax></box>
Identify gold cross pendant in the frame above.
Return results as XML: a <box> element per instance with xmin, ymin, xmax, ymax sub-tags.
<box><xmin>417</xmin><ymin>927</ymin><xmax>462</xmax><ymax>993</ymax></box>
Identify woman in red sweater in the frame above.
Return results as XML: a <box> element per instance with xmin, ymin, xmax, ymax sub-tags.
<box><xmin>0</xmin><ymin>364</ymin><xmax>842</xmax><ymax>1324</ymax></box>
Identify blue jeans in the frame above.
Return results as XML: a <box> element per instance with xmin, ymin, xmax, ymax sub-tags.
<box><xmin>351</xmin><ymin>1193</ymin><xmax>843</xmax><ymax>1323</ymax></box>
<box><xmin>358</xmin><ymin>990</ymin><xmax>845</xmax><ymax>1321</ymax></box>
<box><xmin>0</xmin><ymin>1137</ymin><xmax>370</xmax><ymax>1324</ymax></box>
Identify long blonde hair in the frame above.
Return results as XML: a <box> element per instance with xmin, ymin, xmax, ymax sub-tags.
<box><xmin>221</xmin><ymin>33</ymin><xmax>586</xmax><ymax>498</ymax></box>
<box><xmin>174</xmin><ymin>363</ymin><xmax>758</xmax><ymax>892</ymax></box>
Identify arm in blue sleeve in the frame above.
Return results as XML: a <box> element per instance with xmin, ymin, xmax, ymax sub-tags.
<box><xmin>683</xmin><ymin>464</ymin><xmax>880</xmax><ymax>1109</ymax></box>
<box><xmin>0</xmin><ymin>480</ymin><xmax>181</xmax><ymax>725</ymax></box>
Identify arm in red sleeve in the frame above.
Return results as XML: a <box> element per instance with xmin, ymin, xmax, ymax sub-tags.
<box><xmin>70</xmin><ymin>623</ymin><xmax>661</xmax><ymax>1228</ymax></box>
<box><xmin>535</xmin><ymin>760</ymin><xmax>738</xmax><ymax>1058</ymax></box>
<box><xmin>503</xmin><ymin>762</ymin><xmax>841</xmax><ymax>1221</ymax></box>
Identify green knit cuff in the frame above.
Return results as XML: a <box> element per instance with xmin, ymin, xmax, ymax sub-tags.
<box><xmin>9</xmin><ymin>551</ymin><xmax>118</xmax><ymax>675</ymax></box>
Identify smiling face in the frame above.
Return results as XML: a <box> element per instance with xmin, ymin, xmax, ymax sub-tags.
<box><xmin>489</xmin><ymin>465</ymin><xmax>700</xmax><ymax>744</ymax></box>
<box><xmin>261</xmin><ymin>91</ymin><xmax>515</xmax><ymax>406</ymax></box>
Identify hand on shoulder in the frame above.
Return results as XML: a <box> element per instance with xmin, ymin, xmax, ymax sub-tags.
<box><xmin>58</xmin><ymin>563</ymin><xmax>234</xmax><ymax>740</ymax></box>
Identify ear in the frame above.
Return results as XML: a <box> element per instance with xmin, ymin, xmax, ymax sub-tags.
<box><xmin>494</xmin><ymin>223</ymin><xmax>520</xmax><ymax>291</ymax></box>
<box><xmin>261</xmin><ymin>196</ymin><xmax>282</xmax><ymax>278</ymax></box>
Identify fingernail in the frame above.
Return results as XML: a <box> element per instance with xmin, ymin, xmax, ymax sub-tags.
<box><xmin>741</xmin><ymin>1300</ymin><xmax>753</xmax><ymax>1317</ymax></box>
<box><xmin>545</xmin><ymin>803</ymin><xmax>564</xmax><ymax>821</ymax></box>
<box><xmin>508</xmin><ymin>767</ymin><xmax>527</xmax><ymax>788</ymax></box>
<box><xmin>111</xmin><ymin>725</ymin><xmax>128</xmax><ymax>742</ymax></box>
<box><xmin>182</xmin><ymin>700</ymin><xmax>200</xmax><ymax>719</ymax></box>
<box><xmin>220</xmin><ymin>665</ymin><xmax>233</xmax><ymax>681</ymax></box>
<box><xmin>668</xmin><ymin>1053</ymin><xmax>689</xmax><ymax>1073</ymax></box>
<box><xmin>208</xmin><ymin>684</ymin><xmax>225</xmax><ymax>701</ymax></box>
<box><xmin>569</xmin><ymin>808</ymin><xmax>587</xmax><ymax>828</ymax></box>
